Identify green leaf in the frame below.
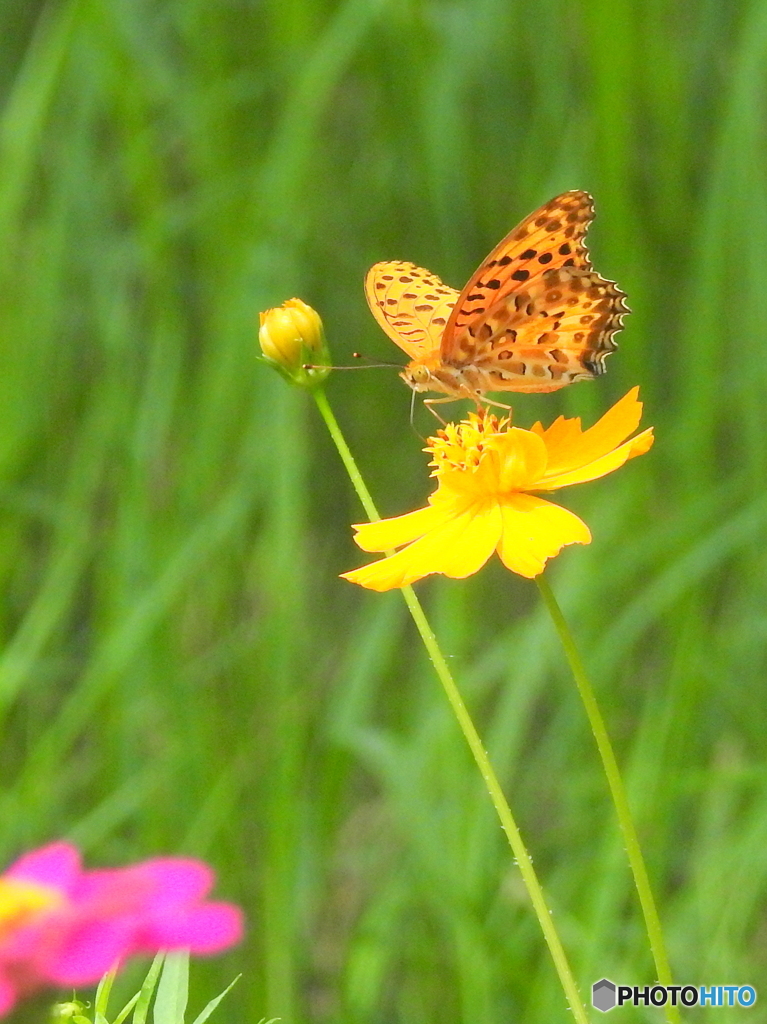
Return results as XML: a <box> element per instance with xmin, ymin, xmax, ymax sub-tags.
<box><xmin>110</xmin><ymin>992</ymin><xmax>140</xmax><ymax>1024</ymax></box>
<box><xmin>189</xmin><ymin>975</ymin><xmax>242</xmax><ymax>1024</ymax></box>
<box><xmin>131</xmin><ymin>954</ymin><xmax>166</xmax><ymax>1024</ymax></box>
<box><xmin>152</xmin><ymin>951</ymin><xmax>190</xmax><ymax>1024</ymax></box>
<box><xmin>94</xmin><ymin>967</ymin><xmax>117</xmax><ymax>1017</ymax></box>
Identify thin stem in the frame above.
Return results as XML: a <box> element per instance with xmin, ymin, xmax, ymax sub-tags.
<box><xmin>313</xmin><ymin>388</ymin><xmax>379</xmax><ymax>522</ymax></box>
<box><xmin>313</xmin><ymin>387</ymin><xmax>591</xmax><ymax>1024</ymax></box>
<box><xmin>399</xmin><ymin>586</ymin><xmax>589</xmax><ymax>1024</ymax></box>
<box><xmin>535</xmin><ymin>575</ymin><xmax>679</xmax><ymax>1024</ymax></box>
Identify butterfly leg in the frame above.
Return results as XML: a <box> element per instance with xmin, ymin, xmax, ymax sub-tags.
<box><xmin>479</xmin><ymin>396</ymin><xmax>512</xmax><ymax>411</ymax></box>
<box><xmin>423</xmin><ymin>396</ymin><xmax>471</xmax><ymax>424</ymax></box>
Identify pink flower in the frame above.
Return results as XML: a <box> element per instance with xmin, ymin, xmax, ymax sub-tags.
<box><xmin>0</xmin><ymin>842</ymin><xmax>243</xmax><ymax>1016</ymax></box>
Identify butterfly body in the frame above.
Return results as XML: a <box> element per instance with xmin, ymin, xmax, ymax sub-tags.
<box><xmin>366</xmin><ymin>190</ymin><xmax>628</xmax><ymax>401</ymax></box>
<box><xmin>400</xmin><ymin>350</ymin><xmax>571</xmax><ymax>398</ymax></box>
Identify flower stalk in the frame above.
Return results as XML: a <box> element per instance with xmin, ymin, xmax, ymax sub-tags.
<box><xmin>312</xmin><ymin>385</ymin><xmax>591</xmax><ymax>1024</ymax></box>
<box><xmin>536</xmin><ymin>575</ymin><xmax>680</xmax><ymax>1024</ymax></box>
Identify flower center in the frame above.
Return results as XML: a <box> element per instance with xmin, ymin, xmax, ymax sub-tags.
<box><xmin>427</xmin><ymin>412</ymin><xmax>508</xmax><ymax>474</ymax></box>
<box><xmin>427</xmin><ymin>411</ymin><xmax>549</xmax><ymax>498</ymax></box>
<box><xmin>0</xmin><ymin>878</ymin><xmax>64</xmax><ymax>941</ymax></box>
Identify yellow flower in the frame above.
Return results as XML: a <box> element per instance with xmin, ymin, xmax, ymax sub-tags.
<box><xmin>341</xmin><ymin>388</ymin><xmax>654</xmax><ymax>591</ymax></box>
<box><xmin>259</xmin><ymin>298</ymin><xmax>330</xmax><ymax>387</ymax></box>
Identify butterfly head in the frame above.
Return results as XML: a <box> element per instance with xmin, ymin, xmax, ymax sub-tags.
<box><xmin>400</xmin><ymin>354</ymin><xmax>467</xmax><ymax>396</ymax></box>
<box><xmin>400</xmin><ymin>362</ymin><xmax>434</xmax><ymax>392</ymax></box>
<box><xmin>400</xmin><ymin>356</ymin><xmax>484</xmax><ymax>401</ymax></box>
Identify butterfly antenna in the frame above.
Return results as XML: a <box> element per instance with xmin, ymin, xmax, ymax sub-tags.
<box><xmin>302</xmin><ymin>353</ymin><xmax>400</xmax><ymax>372</ymax></box>
<box><xmin>352</xmin><ymin>351</ymin><xmax>401</xmax><ymax>368</ymax></box>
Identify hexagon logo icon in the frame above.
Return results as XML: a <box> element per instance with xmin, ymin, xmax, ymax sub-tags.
<box><xmin>592</xmin><ymin>978</ymin><xmax>617</xmax><ymax>1012</ymax></box>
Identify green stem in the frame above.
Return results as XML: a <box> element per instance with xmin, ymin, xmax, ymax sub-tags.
<box><xmin>535</xmin><ymin>575</ymin><xmax>679</xmax><ymax>1024</ymax></box>
<box><xmin>313</xmin><ymin>386</ymin><xmax>591</xmax><ymax>1024</ymax></box>
<box><xmin>399</xmin><ymin>586</ymin><xmax>589</xmax><ymax>1024</ymax></box>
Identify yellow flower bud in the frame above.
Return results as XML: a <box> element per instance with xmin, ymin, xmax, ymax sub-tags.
<box><xmin>258</xmin><ymin>298</ymin><xmax>330</xmax><ymax>388</ymax></box>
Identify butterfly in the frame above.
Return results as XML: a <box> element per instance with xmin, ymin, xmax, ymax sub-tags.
<box><xmin>364</xmin><ymin>190</ymin><xmax>628</xmax><ymax>402</ymax></box>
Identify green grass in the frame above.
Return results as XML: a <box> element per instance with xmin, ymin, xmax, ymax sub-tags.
<box><xmin>1</xmin><ymin>1</ymin><xmax>766</xmax><ymax>1021</ymax></box>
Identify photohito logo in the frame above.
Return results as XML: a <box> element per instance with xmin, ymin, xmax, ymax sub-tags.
<box><xmin>591</xmin><ymin>979</ymin><xmax>757</xmax><ymax>1012</ymax></box>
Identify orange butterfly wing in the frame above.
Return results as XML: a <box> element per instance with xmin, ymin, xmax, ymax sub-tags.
<box><xmin>364</xmin><ymin>261</ymin><xmax>458</xmax><ymax>360</ymax></box>
<box><xmin>441</xmin><ymin>190</ymin><xmax>628</xmax><ymax>389</ymax></box>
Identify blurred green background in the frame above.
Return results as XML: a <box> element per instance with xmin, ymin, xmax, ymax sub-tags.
<box><xmin>1</xmin><ymin>1</ymin><xmax>766</xmax><ymax>1021</ymax></box>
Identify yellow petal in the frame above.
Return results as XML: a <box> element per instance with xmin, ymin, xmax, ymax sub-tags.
<box><xmin>342</xmin><ymin>502</ymin><xmax>501</xmax><ymax>591</ymax></box>
<box><xmin>535</xmin><ymin>387</ymin><xmax>644</xmax><ymax>477</ymax></box>
<box><xmin>340</xmin><ymin>554</ymin><xmax>416</xmax><ymax>591</ymax></box>
<box><xmin>351</xmin><ymin>504</ymin><xmax>447</xmax><ymax>552</ymax></box>
<box><xmin>434</xmin><ymin>503</ymin><xmax>502</xmax><ymax>577</ymax></box>
<box><xmin>496</xmin><ymin>494</ymin><xmax>591</xmax><ymax>578</ymax></box>
<box><xmin>494</xmin><ymin>427</ymin><xmax>549</xmax><ymax>492</ymax></box>
<box><xmin>537</xmin><ymin>427</ymin><xmax>654</xmax><ymax>489</ymax></box>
